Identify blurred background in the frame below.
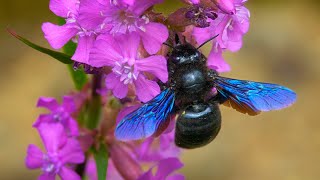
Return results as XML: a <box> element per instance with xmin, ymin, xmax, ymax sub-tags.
<box><xmin>1</xmin><ymin>0</ymin><xmax>320</xmax><ymax>179</ymax></box>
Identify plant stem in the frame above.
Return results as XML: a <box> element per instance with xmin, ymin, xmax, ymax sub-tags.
<box><xmin>86</xmin><ymin>73</ymin><xmax>103</xmax><ymax>129</ymax></box>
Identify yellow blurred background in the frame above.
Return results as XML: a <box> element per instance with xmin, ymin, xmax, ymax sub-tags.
<box><xmin>1</xmin><ymin>0</ymin><xmax>320</xmax><ymax>179</ymax></box>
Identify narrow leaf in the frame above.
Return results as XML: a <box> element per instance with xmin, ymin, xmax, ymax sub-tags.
<box><xmin>93</xmin><ymin>143</ymin><xmax>109</xmax><ymax>180</ymax></box>
<box><xmin>63</xmin><ymin>40</ymin><xmax>88</xmax><ymax>90</ymax></box>
<box><xmin>67</xmin><ymin>64</ymin><xmax>88</xmax><ymax>90</ymax></box>
<box><xmin>8</xmin><ymin>29</ymin><xmax>73</xmax><ymax>64</ymax></box>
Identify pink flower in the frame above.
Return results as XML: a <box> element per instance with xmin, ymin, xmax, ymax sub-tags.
<box><xmin>89</xmin><ymin>33</ymin><xmax>168</xmax><ymax>102</ymax></box>
<box><xmin>42</xmin><ymin>0</ymin><xmax>105</xmax><ymax>63</ymax></box>
<box><xmin>138</xmin><ymin>158</ymin><xmax>184</xmax><ymax>180</ymax></box>
<box><xmin>33</xmin><ymin>96</ymin><xmax>79</xmax><ymax>137</ymax></box>
<box><xmin>79</xmin><ymin>0</ymin><xmax>169</xmax><ymax>54</ymax></box>
<box><xmin>215</xmin><ymin>0</ymin><xmax>236</xmax><ymax>14</ymax></box>
<box><xmin>25</xmin><ymin>123</ymin><xmax>84</xmax><ymax>180</ymax></box>
<box><xmin>193</xmin><ymin>0</ymin><xmax>250</xmax><ymax>72</ymax></box>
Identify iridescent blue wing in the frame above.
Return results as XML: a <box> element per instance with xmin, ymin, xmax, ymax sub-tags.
<box><xmin>214</xmin><ymin>76</ymin><xmax>297</xmax><ymax>115</ymax></box>
<box><xmin>115</xmin><ymin>89</ymin><xmax>175</xmax><ymax>140</ymax></box>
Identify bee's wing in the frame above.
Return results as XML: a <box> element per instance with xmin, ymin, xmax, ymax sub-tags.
<box><xmin>214</xmin><ymin>76</ymin><xmax>297</xmax><ymax>115</ymax></box>
<box><xmin>115</xmin><ymin>89</ymin><xmax>175</xmax><ymax>141</ymax></box>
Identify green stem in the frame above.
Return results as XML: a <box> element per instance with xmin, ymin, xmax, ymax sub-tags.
<box><xmin>86</xmin><ymin>73</ymin><xmax>103</xmax><ymax>129</ymax></box>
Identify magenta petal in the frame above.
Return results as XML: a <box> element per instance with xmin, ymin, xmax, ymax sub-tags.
<box><xmin>131</xmin><ymin>0</ymin><xmax>163</xmax><ymax>16</ymax></box>
<box><xmin>59</xmin><ymin>167</ymin><xmax>81</xmax><ymax>180</ymax></box>
<box><xmin>42</xmin><ymin>23</ymin><xmax>78</xmax><ymax>49</ymax></box>
<box><xmin>37</xmin><ymin>97</ymin><xmax>59</xmax><ymax>111</ymax></box>
<box><xmin>121</xmin><ymin>0</ymin><xmax>135</xmax><ymax>5</ymax></box>
<box><xmin>72</xmin><ymin>35</ymin><xmax>96</xmax><ymax>64</ymax></box>
<box><xmin>155</xmin><ymin>158</ymin><xmax>184</xmax><ymax>179</ymax></box>
<box><xmin>49</xmin><ymin>0</ymin><xmax>78</xmax><ymax>18</ymax></box>
<box><xmin>25</xmin><ymin>144</ymin><xmax>43</xmax><ymax>169</ymax></box>
<box><xmin>140</xmin><ymin>22</ymin><xmax>169</xmax><ymax>54</ymax></box>
<box><xmin>37</xmin><ymin>123</ymin><xmax>67</xmax><ymax>153</ymax></box>
<box><xmin>193</xmin><ymin>26</ymin><xmax>213</xmax><ymax>45</ymax></box>
<box><xmin>135</xmin><ymin>55</ymin><xmax>168</xmax><ymax>82</ymax></box>
<box><xmin>207</xmin><ymin>46</ymin><xmax>231</xmax><ymax>72</ymax></box>
<box><xmin>105</xmin><ymin>73</ymin><xmax>129</xmax><ymax>99</ymax></box>
<box><xmin>134</xmin><ymin>75</ymin><xmax>160</xmax><ymax>102</ymax></box>
<box><xmin>89</xmin><ymin>35</ymin><xmax>122</xmax><ymax>67</ymax></box>
<box><xmin>226</xmin><ymin>38</ymin><xmax>243</xmax><ymax>52</ymax></box>
<box><xmin>137</xmin><ymin>170</ymin><xmax>153</xmax><ymax>180</ymax></box>
<box><xmin>115</xmin><ymin>33</ymin><xmax>140</xmax><ymax>59</ymax></box>
<box><xmin>33</xmin><ymin>114</ymin><xmax>52</xmax><ymax>128</ymax></box>
<box><xmin>113</xmin><ymin>81</ymin><xmax>129</xmax><ymax>99</ymax></box>
<box><xmin>38</xmin><ymin>173</ymin><xmax>55</xmax><ymax>180</ymax></box>
<box><xmin>78</xmin><ymin>0</ymin><xmax>108</xmax><ymax>30</ymax></box>
<box><xmin>235</xmin><ymin>6</ymin><xmax>250</xmax><ymax>34</ymax></box>
<box><xmin>167</xmin><ymin>174</ymin><xmax>185</xmax><ymax>180</ymax></box>
<box><xmin>216</xmin><ymin>0</ymin><xmax>236</xmax><ymax>14</ymax></box>
<box><xmin>67</xmin><ymin>118</ymin><xmax>80</xmax><ymax>137</ymax></box>
<box><xmin>189</xmin><ymin>0</ymin><xmax>200</xmax><ymax>4</ymax></box>
<box><xmin>62</xmin><ymin>96</ymin><xmax>76</xmax><ymax>113</ymax></box>
<box><xmin>105</xmin><ymin>73</ymin><xmax>118</xmax><ymax>90</ymax></box>
<box><xmin>59</xmin><ymin>139</ymin><xmax>84</xmax><ymax>164</ymax></box>
<box><xmin>116</xmin><ymin>105</ymin><xmax>140</xmax><ymax>124</ymax></box>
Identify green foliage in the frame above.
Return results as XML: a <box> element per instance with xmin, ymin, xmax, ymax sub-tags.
<box><xmin>8</xmin><ymin>29</ymin><xmax>73</xmax><ymax>64</ymax></box>
<box><xmin>93</xmin><ymin>143</ymin><xmax>109</xmax><ymax>180</ymax></box>
<box><xmin>63</xmin><ymin>41</ymin><xmax>88</xmax><ymax>90</ymax></box>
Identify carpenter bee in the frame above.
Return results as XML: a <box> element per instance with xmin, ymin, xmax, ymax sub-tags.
<box><xmin>115</xmin><ymin>36</ymin><xmax>297</xmax><ymax>149</ymax></box>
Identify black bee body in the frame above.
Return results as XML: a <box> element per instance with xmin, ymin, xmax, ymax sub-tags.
<box><xmin>115</xmin><ymin>37</ymin><xmax>296</xmax><ymax>150</ymax></box>
<box><xmin>168</xmin><ymin>43</ymin><xmax>222</xmax><ymax>149</ymax></box>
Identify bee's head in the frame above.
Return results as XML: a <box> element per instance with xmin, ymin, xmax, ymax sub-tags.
<box><xmin>169</xmin><ymin>43</ymin><xmax>203</xmax><ymax>65</ymax></box>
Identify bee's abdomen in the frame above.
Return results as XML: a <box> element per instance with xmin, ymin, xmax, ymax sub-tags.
<box><xmin>175</xmin><ymin>103</ymin><xmax>221</xmax><ymax>149</ymax></box>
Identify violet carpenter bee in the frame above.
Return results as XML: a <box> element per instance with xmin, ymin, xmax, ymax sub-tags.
<box><xmin>115</xmin><ymin>36</ymin><xmax>297</xmax><ymax>149</ymax></box>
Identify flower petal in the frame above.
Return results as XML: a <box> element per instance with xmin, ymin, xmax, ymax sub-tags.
<box><xmin>89</xmin><ymin>35</ymin><xmax>122</xmax><ymax>67</ymax></box>
<box><xmin>62</xmin><ymin>96</ymin><xmax>76</xmax><ymax>113</ymax></box>
<box><xmin>106</xmin><ymin>73</ymin><xmax>129</xmax><ymax>99</ymax></box>
<box><xmin>25</xmin><ymin>144</ymin><xmax>43</xmax><ymax>169</ymax></box>
<box><xmin>59</xmin><ymin>167</ymin><xmax>81</xmax><ymax>180</ymax></box>
<box><xmin>207</xmin><ymin>45</ymin><xmax>231</xmax><ymax>72</ymax></box>
<box><xmin>115</xmin><ymin>33</ymin><xmax>140</xmax><ymax>60</ymax></box>
<box><xmin>38</xmin><ymin>173</ymin><xmax>56</xmax><ymax>180</ymax></box>
<box><xmin>42</xmin><ymin>23</ymin><xmax>78</xmax><ymax>49</ymax></box>
<box><xmin>37</xmin><ymin>97</ymin><xmax>59</xmax><ymax>111</ymax></box>
<box><xmin>59</xmin><ymin>139</ymin><xmax>84</xmax><ymax>164</ymax></box>
<box><xmin>72</xmin><ymin>35</ymin><xmax>96</xmax><ymax>64</ymax></box>
<box><xmin>154</xmin><ymin>158</ymin><xmax>184</xmax><ymax>179</ymax></box>
<box><xmin>167</xmin><ymin>174</ymin><xmax>185</xmax><ymax>180</ymax></box>
<box><xmin>135</xmin><ymin>55</ymin><xmax>168</xmax><ymax>82</ymax></box>
<box><xmin>140</xmin><ymin>22</ymin><xmax>168</xmax><ymax>54</ymax></box>
<box><xmin>134</xmin><ymin>75</ymin><xmax>160</xmax><ymax>102</ymax></box>
<box><xmin>49</xmin><ymin>0</ymin><xmax>79</xmax><ymax>18</ymax></box>
<box><xmin>37</xmin><ymin>123</ymin><xmax>67</xmax><ymax>153</ymax></box>
<box><xmin>116</xmin><ymin>105</ymin><xmax>140</xmax><ymax>124</ymax></box>
<box><xmin>33</xmin><ymin>114</ymin><xmax>52</xmax><ymax>128</ymax></box>
<box><xmin>78</xmin><ymin>0</ymin><xmax>108</xmax><ymax>30</ymax></box>
<box><xmin>67</xmin><ymin>117</ymin><xmax>80</xmax><ymax>137</ymax></box>
<box><xmin>130</xmin><ymin>0</ymin><xmax>163</xmax><ymax>16</ymax></box>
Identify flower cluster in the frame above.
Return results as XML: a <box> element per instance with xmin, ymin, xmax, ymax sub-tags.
<box><xmin>25</xmin><ymin>0</ymin><xmax>251</xmax><ymax>179</ymax></box>
<box><xmin>26</xmin><ymin>97</ymin><xmax>85</xmax><ymax>180</ymax></box>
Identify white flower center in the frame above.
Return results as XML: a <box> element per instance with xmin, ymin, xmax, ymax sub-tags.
<box><xmin>109</xmin><ymin>9</ymin><xmax>150</xmax><ymax>35</ymax></box>
<box><xmin>112</xmin><ymin>60</ymin><xmax>138</xmax><ymax>85</ymax></box>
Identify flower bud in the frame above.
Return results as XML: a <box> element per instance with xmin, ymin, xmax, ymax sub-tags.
<box><xmin>215</xmin><ymin>0</ymin><xmax>235</xmax><ymax>15</ymax></box>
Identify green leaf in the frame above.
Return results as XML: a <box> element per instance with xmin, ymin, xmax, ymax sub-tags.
<box><xmin>93</xmin><ymin>143</ymin><xmax>109</xmax><ymax>180</ymax></box>
<box><xmin>67</xmin><ymin>64</ymin><xmax>88</xmax><ymax>90</ymax></box>
<box><xmin>8</xmin><ymin>29</ymin><xmax>73</xmax><ymax>64</ymax></box>
<box><xmin>63</xmin><ymin>40</ymin><xmax>88</xmax><ymax>90</ymax></box>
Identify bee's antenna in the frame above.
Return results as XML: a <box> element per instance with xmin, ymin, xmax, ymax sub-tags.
<box><xmin>163</xmin><ymin>42</ymin><xmax>175</xmax><ymax>49</ymax></box>
<box><xmin>196</xmin><ymin>34</ymin><xmax>219</xmax><ymax>50</ymax></box>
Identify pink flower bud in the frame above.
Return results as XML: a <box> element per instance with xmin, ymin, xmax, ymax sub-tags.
<box><xmin>215</xmin><ymin>0</ymin><xmax>236</xmax><ymax>14</ymax></box>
